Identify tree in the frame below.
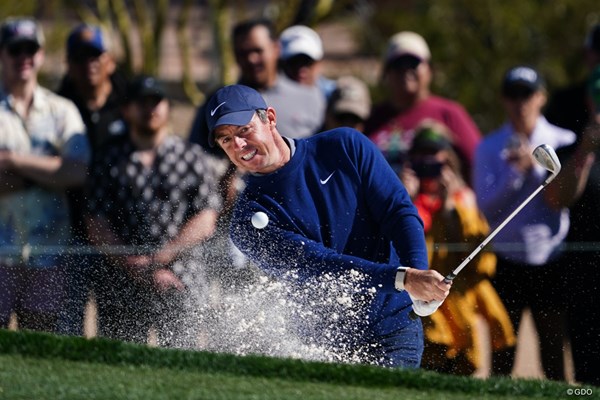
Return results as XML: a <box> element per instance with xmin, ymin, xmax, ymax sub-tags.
<box><xmin>365</xmin><ymin>0</ymin><xmax>600</xmax><ymax>132</ymax></box>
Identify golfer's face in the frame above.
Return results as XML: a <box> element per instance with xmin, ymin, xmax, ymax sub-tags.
<box><xmin>215</xmin><ymin>109</ymin><xmax>280</xmax><ymax>174</ymax></box>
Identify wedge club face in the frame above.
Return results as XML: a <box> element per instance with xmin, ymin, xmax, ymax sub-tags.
<box><xmin>533</xmin><ymin>144</ymin><xmax>561</xmax><ymax>183</ymax></box>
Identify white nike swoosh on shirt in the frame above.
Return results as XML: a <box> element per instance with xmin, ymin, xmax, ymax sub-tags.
<box><xmin>320</xmin><ymin>171</ymin><xmax>336</xmax><ymax>185</ymax></box>
<box><xmin>210</xmin><ymin>102</ymin><xmax>226</xmax><ymax>116</ymax></box>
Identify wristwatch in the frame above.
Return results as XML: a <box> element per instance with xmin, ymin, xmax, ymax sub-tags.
<box><xmin>395</xmin><ymin>267</ymin><xmax>409</xmax><ymax>292</ymax></box>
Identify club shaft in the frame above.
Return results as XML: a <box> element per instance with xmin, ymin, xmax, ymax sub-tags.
<box><xmin>447</xmin><ymin>181</ymin><xmax>547</xmax><ymax>280</ymax></box>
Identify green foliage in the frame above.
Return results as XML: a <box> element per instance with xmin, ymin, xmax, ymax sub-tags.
<box><xmin>0</xmin><ymin>329</ymin><xmax>595</xmax><ymax>400</ymax></box>
<box><xmin>366</xmin><ymin>0</ymin><xmax>600</xmax><ymax>132</ymax></box>
<box><xmin>0</xmin><ymin>3</ymin><xmax>38</xmax><ymax>19</ymax></box>
<box><xmin>3</xmin><ymin>1</ymin><xmax>600</xmax><ymax>127</ymax></box>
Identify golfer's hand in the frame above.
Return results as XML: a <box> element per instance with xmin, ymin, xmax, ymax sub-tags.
<box><xmin>404</xmin><ymin>269</ymin><xmax>451</xmax><ymax>317</ymax></box>
<box><xmin>410</xmin><ymin>296</ymin><xmax>444</xmax><ymax>317</ymax></box>
<box><xmin>404</xmin><ymin>268</ymin><xmax>451</xmax><ymax>301</ymax></box>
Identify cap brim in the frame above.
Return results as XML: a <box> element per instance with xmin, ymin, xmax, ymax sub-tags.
<box><xmin>69</xmin><ymin>42</ymin><xmax>105</xmax><ymax>55</ymax></box>
<box><xmin>502</xmin><ymin>81</ymin><xmax>539</xmax><ymax>97</ymax></box>
<box><xmin>386</xmin><ymin>53</ymin><xmax>426</xmax><ymax>66</ymax></box>
<box><xmin>209</xmin><ymin>109</ymin><xmax>256</xmax><ymax>146</ymax></box>
<box><xmin>333</xmin><ymin>101</ymin><xmax>369</xmax><ymax>120</ymax></box>
<box><xmin>128</xmin><ymin>90</ymin><xmax>166</xmax><ymax>102</ymax></box>
<box><xmin>6</xmin><ymin>37</ymin><xmax>41</xmax><ymax>48</ymax></box>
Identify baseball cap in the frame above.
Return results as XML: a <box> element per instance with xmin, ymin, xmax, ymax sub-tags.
<box><xmin>126</xmin><ymin>75</ymin><xmax>166</xmax><ymax>102</ymax></box>
<box><xmin>67</xmin><ymin>24</ymin><xmax>108</xmax><ymax>58</ymax></box>
<box><xmin>502</xmin><ymin>66</ymin><xmax>544</xmax><ymax>97</ymax></box>
<box><xmin>384</xmin><ymin>31</ymin><xmax>430</xmax><ymax>65</ymax></box>
<box><xmin>585</xmin><ymin>24</ymin><xmax>600</xmax><ymax>53</ymax></box>
<box><xmin>205</xmin><ymin>85</ymin><xmax>267</xmax><ymax>146</ymax></box>
<box><xmin>329</xmin><ymin>76</ymin><xmax>371</xmax><ymax>121</ymax></box>
<box><xmin>0</xmin><ymin>17</ymin><xmax>44</xmax><ymax>48</ymax></box>
<box><xmin>279</xmin><ymin>25</ymin><xmax>323</xmax><ymax>61</ymax></box>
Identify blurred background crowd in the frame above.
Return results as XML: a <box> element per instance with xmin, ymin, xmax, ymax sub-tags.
<box><xmin>0</xmin><ymin>0</ymin><xmax>599</xmax><ymax>388</ymax></box>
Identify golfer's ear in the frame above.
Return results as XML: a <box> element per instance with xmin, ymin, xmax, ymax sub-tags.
<box><xmin>266</xmin><ymin>107</ymin><xmax>277</xmax><ymax>126</ymax></box>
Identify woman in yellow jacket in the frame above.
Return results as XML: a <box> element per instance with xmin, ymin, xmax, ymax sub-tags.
<box><xmin>403</xmin><ymin>123</ymin><xmax>516</xmax><ymax>375</ymax></box>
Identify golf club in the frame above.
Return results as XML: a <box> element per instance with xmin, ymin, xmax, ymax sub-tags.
<box><xmin>410</xmin><ymin>144</ymin><xmax>561</xmax><ymax>318</ymax></box>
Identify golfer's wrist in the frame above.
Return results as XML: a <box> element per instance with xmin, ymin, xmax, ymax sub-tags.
<box><xmin>395</xmin><ymin>267</ymin><xmax>410</xmax><ymax>292</ymax></box>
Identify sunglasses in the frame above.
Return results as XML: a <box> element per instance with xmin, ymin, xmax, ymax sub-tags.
<box><xmin>503</xmin><ymin>85</ymin><xmax>536</xmax><ymax>100</ymax></box>
<box><xmin>283</xmin><ymin>54</ymin><xmax>316</xmax><ymax>69</ymax></box>
<box><xmin>387</xmin><ymin>55</ymin><xmax>422</xmax><ymax>71</ymax></box>
<box><xmin>6</xmin><ymin>42</ymin><xmax>40</xmax><ymax>57</ymax></box>
<box><xmin>69</xmin><ymin>47</ymin><xmax>104</xmax><ymax>63</ymax></box>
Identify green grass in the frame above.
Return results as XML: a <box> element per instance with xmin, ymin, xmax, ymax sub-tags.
<box><xmin>0</xmin><ymin>329</ymin><xmax>596</xmax><ymax>400</ymax></box>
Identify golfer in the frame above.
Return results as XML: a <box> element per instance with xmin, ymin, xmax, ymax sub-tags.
<box><xmin>206</xmin><ymin>84</ymin><xmax>450</xmax><ymax>367</ymax></box>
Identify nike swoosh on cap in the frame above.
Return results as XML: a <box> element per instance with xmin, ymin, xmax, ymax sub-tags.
<box><xmin>210</xmin><ymin>102</ymin><xmax>226</xmax><ymax>116</ymax></box>
<box><xmin>320</xmin><ymin>171</ymin><xmax>336</xmax><ymax>184</ymax></box>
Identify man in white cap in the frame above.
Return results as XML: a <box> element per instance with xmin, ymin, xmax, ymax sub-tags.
<box><xmin>365</xmin><ymin>31</ymin><xmax>481</xmax><ymax>181</ymax></box>
<box><xmin>189</xmin><ymin>18</ymin><xmax>326</xmax><ymax>154</ymax></box>
<box><xmin>279</xmin><ymin>24</ymin><xmax>336</xmax><ymax>100</ymax></box>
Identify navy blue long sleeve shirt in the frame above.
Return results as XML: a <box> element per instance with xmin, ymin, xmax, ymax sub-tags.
<box><xmin>231</xmin><ymin>128</ymin><xmax>427</xmax><ymax>341</ymax></box>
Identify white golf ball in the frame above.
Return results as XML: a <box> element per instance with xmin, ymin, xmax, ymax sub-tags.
<box><xmin>251</xmin><ymin>211</ymin><xmax>269</xmax><ymax>229</ymax></box>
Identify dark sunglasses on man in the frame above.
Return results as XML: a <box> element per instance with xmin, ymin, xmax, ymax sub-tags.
<box><xmin>503</xmin><ymin>85</ymin><xmax>536</xmax><ymax>101</ymax></box>
<box><xmin>68</xmin><ymin>47</ymin><xmax>104</xmax><ymax>64</ymax></box>
<box><xmin>387</xmin><ymin>55</ymin><xmax>422</xmax><ymax>71</ymax></box>
<box><xmin>6</xmin><ymin>42</ymin><xmax>39</xmax><ymax>58</ymax></box>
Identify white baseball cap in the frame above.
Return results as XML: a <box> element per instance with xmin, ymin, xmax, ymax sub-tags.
<box><xmin>279</xmin><ymin>25</ymin><xmax>323</xmax><ymax>61</ymax></box>
<box><xmin>384</xmin><ymin>31</ymin><xmax>431</xmax><ymax>64</ymax></box>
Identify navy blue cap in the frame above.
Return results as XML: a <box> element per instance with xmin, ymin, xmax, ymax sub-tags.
<box><xmin>0</xmin><ymin>17</ymin><xmax>44</xmax><ymax>48</ymax></box>
<box><xmin>126</xmin><ymin>75</ymin><xmax>166</xmax><ymax>102</ymax></box>
<box><xmin>502</xmin><ymin>66</ymin><xmax>544</xmax><ymax>94</ymax></box>
<box><xmin>67</xmin><ymin>24</ymin><xmax>107</xmax><ymax>57</ymax></box>
<box><xmin>205</xmin><ymin>84</ymin><xmax>267</xmax><ymax>146</ymax></box>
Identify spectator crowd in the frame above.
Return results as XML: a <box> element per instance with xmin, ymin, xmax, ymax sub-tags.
<box><xmin>0</xmin><ymin>14</ymin><xmax>598</xmax><ymax>386</ymax></box>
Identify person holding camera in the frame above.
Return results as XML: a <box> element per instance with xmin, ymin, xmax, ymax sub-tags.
<box><xmin>403</xmin><ymin>123</ymin><xmax>515</xmax><ymax>375</ymax></box>
<box><xmin>474</xmin><ymin>66</ymin><xmax>576</xmax><ymax>380</ymax></box>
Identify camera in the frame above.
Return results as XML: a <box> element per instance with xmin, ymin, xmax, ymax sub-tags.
<box><xmin>411</xmin><ymin>159</ymin><xmax>444</xmax><ymax>178</ymax></box>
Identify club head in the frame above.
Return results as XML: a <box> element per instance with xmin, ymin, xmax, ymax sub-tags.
<box><xmin>533</xmin><ymin>144</ymin><xmax>561</xmax><ymax>183</ymax></box>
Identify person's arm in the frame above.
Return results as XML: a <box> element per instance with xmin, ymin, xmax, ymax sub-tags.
<box><xmin>0</xmin><ymin>99</ymin><xmax>90</xmax><ymax>189</ymax></box>
<box><xmin>473</xmin><ymin>137</ymin><xmax>541</xmax><ymax>216</ymax></box>
<box><xmin>355</xmin><ymin>131</ymin><xmax>429</xmax><ymax>270</ymax></box>
<box><xmin>357</xmin><ymin>130</ymin><xmax>452</xmax><ymax>304</ymax></box>
<box><xmin>0</xmin><ymin>151</ymin><xmax>87</xmax><ymax>189</ymax></box>
<box><xmin>85</xmin><ymin>213</ymin><xmax>139</xmax><ymax>266</ymax></box>
<box><xmin>231</xmin><ymin>211</ymin><xmax>400</xmax><ymax>292</ymax></box>
<box><xmin>152</xmin><ymin>209</ymin><xmax>218</xmax><ymax>267</ymax></box>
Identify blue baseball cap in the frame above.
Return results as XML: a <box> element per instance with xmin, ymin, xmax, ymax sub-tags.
<box><xmin>205</xmin><ymin>84</ymin><xmax>267</xmax><ymax>146</ymax></box>
<box><xmin>67</xmin><ymin>24</ymin><xmax>107</xmax><ymax>57</ymax></box>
